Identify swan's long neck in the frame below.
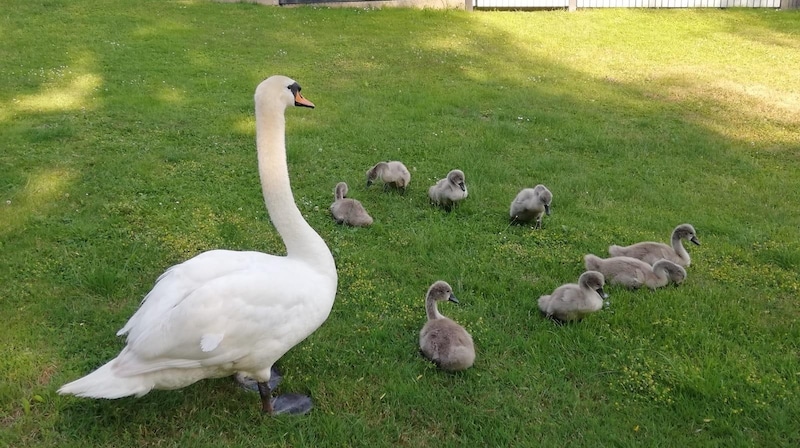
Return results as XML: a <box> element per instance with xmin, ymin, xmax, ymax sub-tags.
<box><xmin>580</xmin><ymin>279</ymin><xmax>600</xmax><ymax>299</ymax></box>
<box><xmin>255</xmin><ymin>102</ymin><xmax>335</xmax><ymax>274</ymax></box>
<box><xmin>334</xmin><ymin>183</ymin><xmax>347</xmax><ymax>201</ymax></box>
<box><xmin>425</xmin><ymin>298</ymin><xmax>444</xmax><ymax>320</ymax></box>
<box><xmin>671</xmin><ymin>233</ymin><xmax>690</xmax><ymax>262</ymax></box>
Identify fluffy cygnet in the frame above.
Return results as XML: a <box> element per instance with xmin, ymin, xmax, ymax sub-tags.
<box><xmin>330</xmin><ymin>182</ymin><xmax>373</xmax><ymax>227</ymax></box>
<box><xmin>609</xmin><ymin>223</ymin><xmax>700</xmax><ymax>267</ymax></box>
<box><xmin>419</xmin><ymin>281</ymin><xmax>475</xmax><ymax>371</ymax></box>
<box><xmin>509</xmin><ymin>184</ymin><xmax>552</xmax><ymax>228</ymax></box>
<box><xmin>366</xmin><ymin>161</ymin><xmax>411</xmax><ymax>191</ymax></box>
<box><xmin>584</xmin><ymin>254</ymin><xmax>686</xmax><ymax>290</ymax></box>
<box><xmin>428</xmin><ymin>169</ymin><xmax>468</xmax><ymax>210</ymax></box>
<box><xmin>537</xmin><ymin>271</ymin><xmax>608</xmax><ymax>322</ymax></box>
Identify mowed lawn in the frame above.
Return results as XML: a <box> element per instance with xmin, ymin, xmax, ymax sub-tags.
<box><xmin>1</xmin><ymin>1</ymin><xmax>799</xmax><ymax>446</ymax></box>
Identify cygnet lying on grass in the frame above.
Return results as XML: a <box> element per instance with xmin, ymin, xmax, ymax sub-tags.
<box><xmin>609</xmin><ymin>223</ymin><xmax>700</xmax><ymax>267</ymax></box>
<box><xmin>538</xmin><ymin>271</ymin><xmax>608</xmax><ymax>323</ymax></box>
<box><xmin>428</xmin><ymin>169</ymin><xmax>468</xmax><ymax>210</ymax></box>
<box><xmin>330</xmin><ymin>182</ymin><xmax>373</xmax><ymax>227</ymax></box>
<box><xmin>419</xmin><ymin>281</ymin><xmax>475</xmax><ymax>372</ymax></box>
<box><xmin>509</xmin><ymin>184</ymin><xmax>552</xmax><ymax>228</ymax></box>
<box><xmin>584</xmin><ymin>254</ymin><xmax>686</xmax><ymax>290</ymax></box>
<box><xmin>366</xmin><ymin>161</ymin><xmax>411</xmax><ymax>192</ymax></box>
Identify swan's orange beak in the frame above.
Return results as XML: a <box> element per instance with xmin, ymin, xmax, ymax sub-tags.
<box><xmin>294</xmin><ymin>92</ymin><xmax>315</xmax><ymax>109</ymax></box>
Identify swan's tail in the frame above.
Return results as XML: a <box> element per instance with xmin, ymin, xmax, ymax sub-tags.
<box><xmin>58</xmin><ymin>359</ymin><xmax>153</xmax><ymax>399</ymax></box>
<box><xmin>442</xmin><ymin>347</ymin><xmax>475</xmax><ymax>371</ymax></box>
<box><xmin>537</xmin><ymin>295</ymin><xmax>551</xmax><ymax>314</ymax></box>
<box><xmin>608</xmin><ymin>245</ymin><xmax>623</xmax><ymax>257</ymax></box>
<box><xmin>584</xmin><ymin>254</ymin><xmax>602</xmax><ymax>271</ymax></box>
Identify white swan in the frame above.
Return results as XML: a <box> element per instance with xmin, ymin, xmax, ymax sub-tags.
<box><xmin>608</xmin><ymin>223</ymin><xmax>700</xmax><ymax>267</ymax></box>
<box><xmin>58</xmin><ymin>75</ymin><xmax>337</xmax><ymax>416</ymax></box>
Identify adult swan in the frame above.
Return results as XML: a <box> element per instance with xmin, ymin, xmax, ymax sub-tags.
<box><xmin>58</xmin><ymin>75</ymin><xmax>338</xmax><ymax>416</ymax></box>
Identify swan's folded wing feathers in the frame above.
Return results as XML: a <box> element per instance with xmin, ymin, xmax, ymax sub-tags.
<box><xmin>200</xmin><ymin>333</ymin><xmax>225</xmax><ymax>352</ymax></box>
<box><xmin>112</xmin><ymin>264</ymin><xmax>318</xmax><ymax>377</ymax></box>
<box><xmin>117</xmin><ymin>250</ymin><xmax>280</xmax><ymax>337</ymax></box>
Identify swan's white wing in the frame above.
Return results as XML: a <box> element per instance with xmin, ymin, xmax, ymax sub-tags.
<box><xmin>117</xmin><ymin>250</ymin><xmax>278</xmax><ymax>337</ymax></box>
<box><xmin>112</xmin><ymin>258</ymin><xmax>333</xmax><ymax>377</ymax></box>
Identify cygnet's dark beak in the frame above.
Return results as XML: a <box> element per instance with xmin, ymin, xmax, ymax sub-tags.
<box><xmin>458</xmin><ymin>182</ymin><xmax>466</xmax><ymax>192</ymax></box>
<box><xmin>690</xmin><ymin>236</ymin><xmax>700</xmax><ymax>246</ymax></box>
<box><xmin>596</xmin><ymin>287</ymin><xmax>609</xmax><ymax>299</ymax></box>
<box><xmin>448</xmin><ymin>294</ymin><xmax>460</xmax><ymax>304</ymax></box>
<box><xmin>366</xmin><ymin>179</ymin><xmax>373</xmax><ymax>188</ymax></box>
<box><xmin>545</xmin><ymin>204</ymin><xmax>551</xmax><ymax>216</ymax></box>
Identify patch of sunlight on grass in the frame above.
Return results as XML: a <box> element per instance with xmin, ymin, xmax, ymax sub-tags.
<box><xmin>156</xmin><ymin>203</ymin><xmax>269</xmax><ymax>257</ymax></box>
<box><xmin>187</xmin><ymin>49</ymin><xmax>213</xmax><ymax>69</ymax></box>
<box><xmin>156</xmin><ymin>84</ymin><xmax>187</xmax><ymax>104</ymax></box>
<box><xmin>0</xmin><ymin>168</ymin><xmax>75</xmax><ymax>235</ymax></box>
<box><xmin>656</xmin><ymin>74</ymin><xmax>800</xmax><ymax>147</ymax></box>
<box><xmin>715</xmin><ymin>80</ymin><xmax>800</xmax><ymax>117</ymax></box>
<box><xmin>233</xmin><ymin>115</ymin><xmax>255</xmax><ymax>135</ymax></box>
<box><xmin>133</xmin><ymin>19</ymin><xmax>192</xmax><ymax>37</ymax></box>
<box><xmin>14</xmin><ymin>73</ymin><xmax>102</xmax><ymax>113</ymax></box>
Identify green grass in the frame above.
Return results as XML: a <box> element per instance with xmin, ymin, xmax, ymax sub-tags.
<box><xmin>2</xmin><ymin>1</ymin><xmax>799</xmax><ymax>446</ymax></box>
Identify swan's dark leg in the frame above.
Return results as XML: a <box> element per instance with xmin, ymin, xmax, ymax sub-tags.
<box><xmin>257</xmin><ymin>381</ymin><xmax>273</xmax><ymax>414</ymax></box>
<box><xmin>234</xmin><ymin>365</ymin><xmax>282</xmax><ymax>392</ymax></box>
<box><xmin>237</xmin><ymin>366</ymin><xmax>313</xmax><ymax>415</ymax></box>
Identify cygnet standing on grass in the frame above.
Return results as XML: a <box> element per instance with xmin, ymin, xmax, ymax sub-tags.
<box><xmin>609</xmin><ymin>223</ymin><xmax>700</xmax><ymax>267</ymax></box>
<box><xmin>366</xmin><ymin>161</ymin><xmax>411</xmax><ymax>192</ymax></box>
<box><xmin>584</xmin><ymin>254</ymin><xmax>686</xmax><ymax>290</ymax></box>
<box><xmin>510</xmin><ymin>184</ymin><xmax>552</xmax><ymax>228</ymax></box>
<box><xmin>419</xmin><ymin>281</ymin><xmax>475</xmax><ymax>372</ymax></box>
<box><xmin>330</xmin><ymin>182</ymin><xmax>373</xmax><ymax>227</ymax></box>
<box><xmin>428</xmin><ymin>169</ymin><xmax>468</xmax><ymax>210</ymax></box>
<box><xmin>538</xmin><ymin>271</ymin><xmax>608</xmax><ymax>323</ymax></box>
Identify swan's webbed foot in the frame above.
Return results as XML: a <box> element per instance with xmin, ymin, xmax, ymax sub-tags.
<box><xmin>270</xmin><ymin>393</ymin><xmax>313</xmax><ymax>415</ymax></box>
<box><xmin>257</xmin><ymin>383</ymin><xmax>313</xmax><ymax>415</ymax></box>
